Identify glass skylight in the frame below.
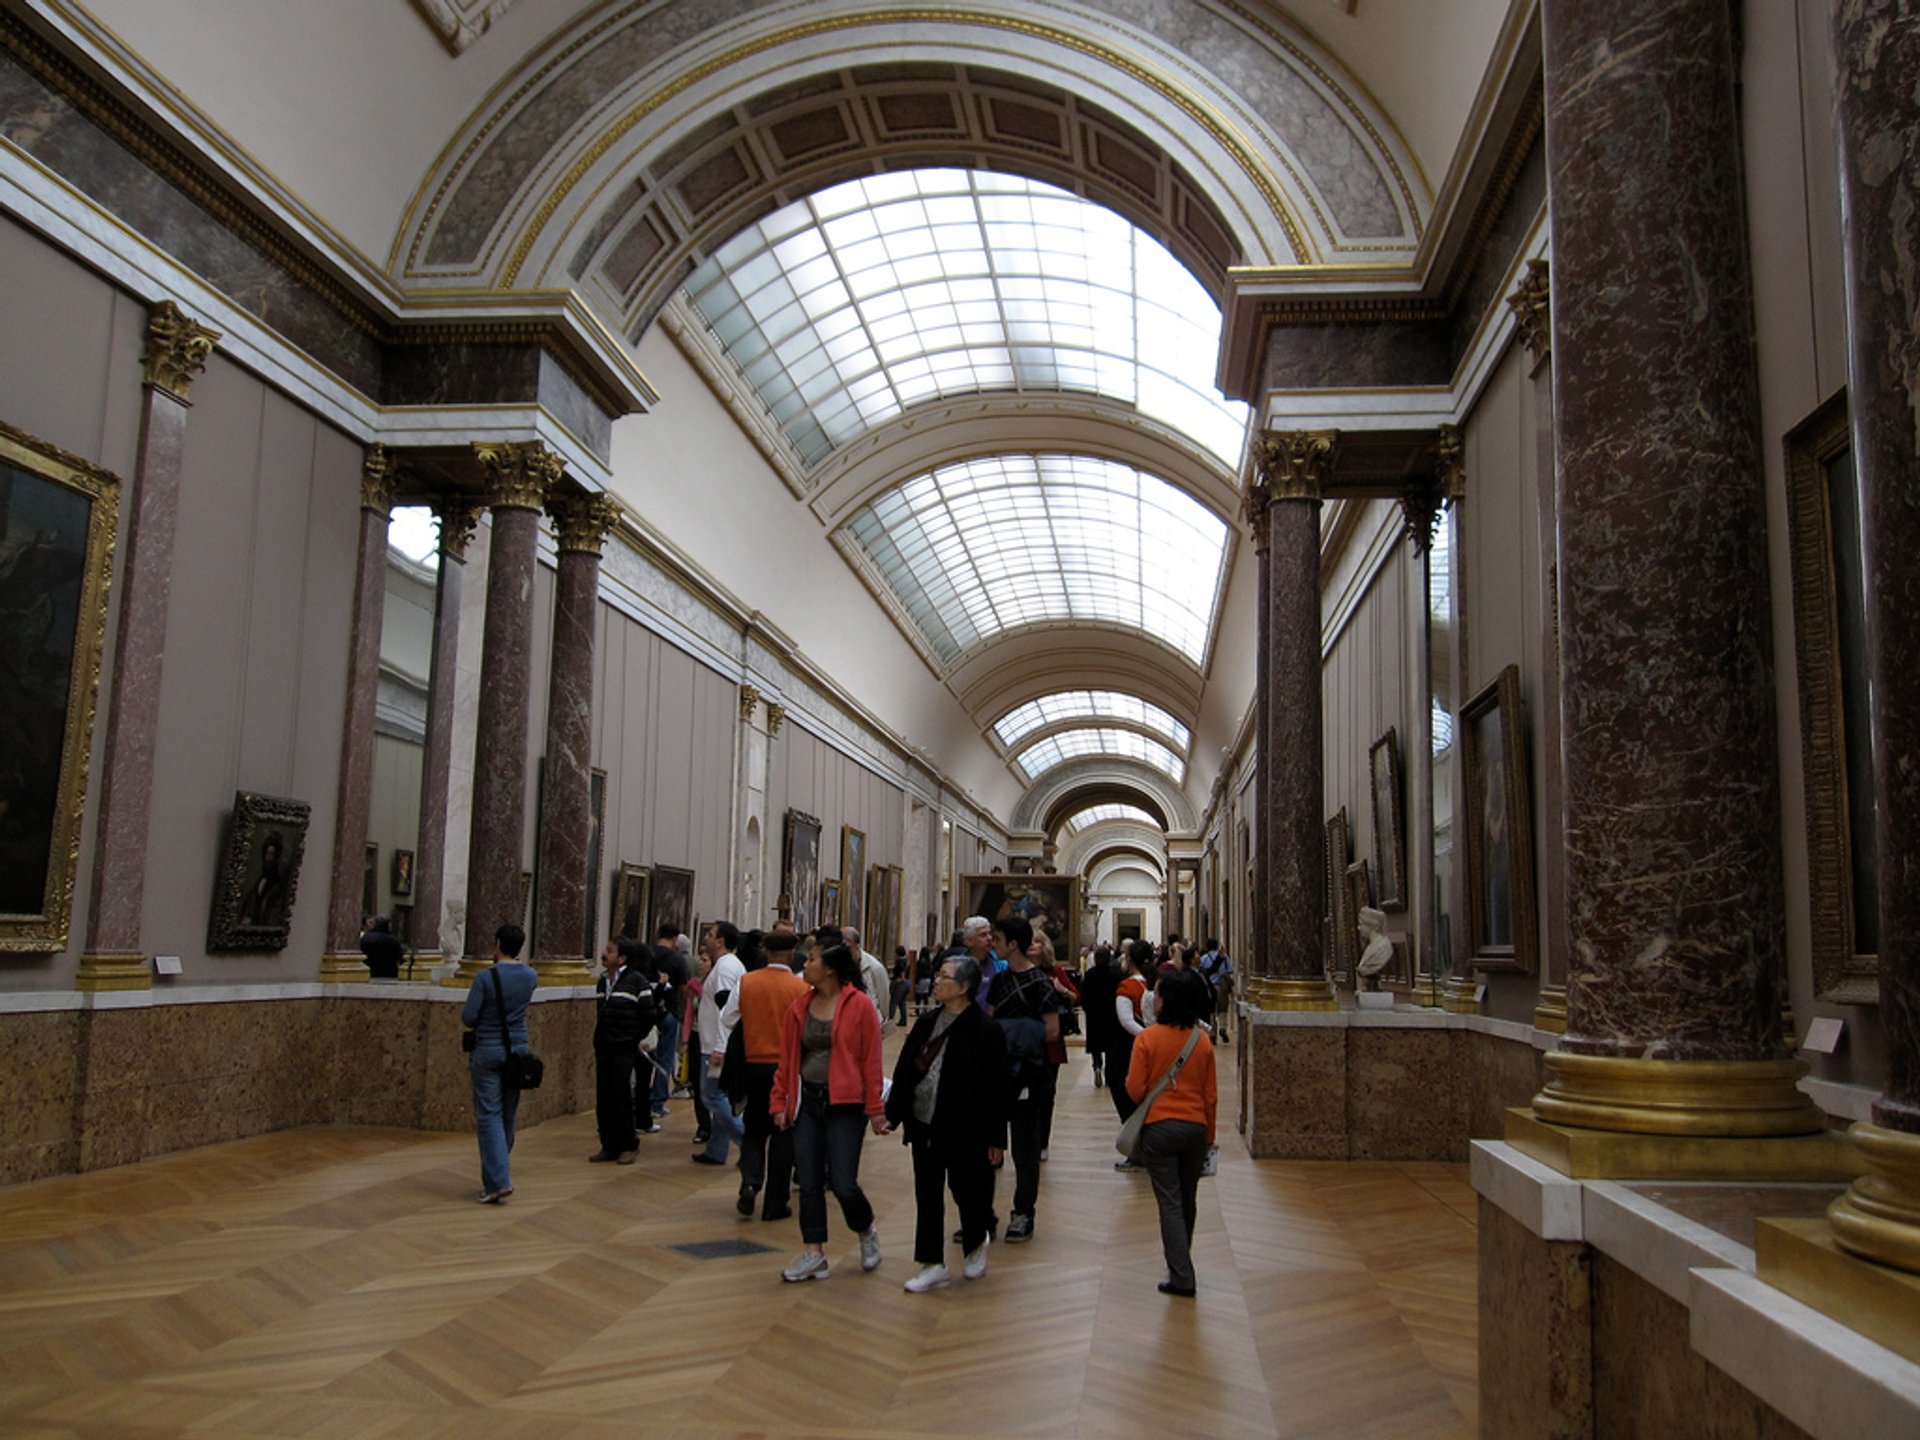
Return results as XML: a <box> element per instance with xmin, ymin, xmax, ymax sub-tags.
<box><xmin>845</xmin><ymin>453</ymin><xmax>1228</xmax><ymax>665</ymax></box>
<box><xmin>1063</xmin><ymin>803</ymin><xmax>1162</xmax><ymax>836</ymax></box>
<box><xmin>387</xmin><ymin>506</ymin><xmax>439</xmax><ymax>568</ymax></box>
<box><xmin>1012</xmin><ymin>728</ymin><xmax>1187</xmax><ymax>783</ymax></box>
<box><xmin>993</xmin><ymin>691</ymin><xmax>1191</xmax><ymax>752</ymax></box>
<box><xmin>685</xmin><ymin>168</ymin><xmax>1249</xmax><ymax>467</ymax></box>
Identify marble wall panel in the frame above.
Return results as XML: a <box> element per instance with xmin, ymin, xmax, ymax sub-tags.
<box><xmin>1469</xmin><ymin>1029</ymin><xmax>1545</xmax><ymax>1139</ymax></box>
<box><xmin>1245</xmin><ymin>1025</ymin><xmax>1348</xmax><ymax>1159</ymax></box>
<box><xmin>1479</xmin><ymin>1199</ymin><xmax>1593</xmax><ymax>1440</ymax></box>
<box><xmin>1261</xmin><ymin>320</ymin><xmax>1452</xmax><ymax>392</ymax></box>
<box><xmin>328</xmin><ymin>998</ymin><xmax>432</xmax><ymax>1129</ymax></box>
<box><xmin>1346</xmin><ymin>1028</ymin><xmax>1467</xmax><ymax>1162</ymax></box>
<box><xmin>1590</xmin><ymin>1254</ymin><xmax>1813</xmax><ymax>1440</ymax></box>
<box><xmin>1448</xmin><ymin>135</ymin><xmax>1548</xmax><ymax>373</ymax></box>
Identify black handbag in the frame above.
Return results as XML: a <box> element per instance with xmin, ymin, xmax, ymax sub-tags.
<box><xmin>488</xmin><ymin>967</ymin><xmax>545</xmax><ymax>1089</ymax></box>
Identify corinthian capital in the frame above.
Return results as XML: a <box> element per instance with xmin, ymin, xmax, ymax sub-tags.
<box><xmin>473</xmin><ymin>440</ymin><xmax>562</xmax><ymax>511</ymax></box>
<box><xmin>1507</xmin><ymin>257</ymin><xmax>1551</xmax><ymax>368</ymax></box>
<box><xmin>360</xmin><ymin>444</ymin><xmax>400</xmax><ymax>517</ymax></box>
<box><xmin>1251</xmin><ymin>429</ymin><xmax>1337</xmax><ymax>502</ymax></box>
<box><xmin>550</xmin><ymin>493</ymin><xmax>621</xmax><ymax>555</ymax></box>
<box><xmin>433</xmin><ymin>496</ymin><xmax>485</xmax><ymax>561</ymax></box>
<box><xmin>739</xmin><ymin>684</ymin><xmax>761</xmax><ymax>723</ymax></box>
<box><xmin>143</xmin><ymin>300</ymin><xmax>221</xmax><ymax>402</ymax></box>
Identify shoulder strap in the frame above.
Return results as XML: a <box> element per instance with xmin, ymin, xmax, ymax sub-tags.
<box><xmin>1138</xmin><ymin>1026</ymin><xmax>1203</xmax><ymax>1112</ymax></box>
<box><xmin>488</xmin><ymin>966</ymin><xmax>512</xmax><ymax>1052</ymax></box>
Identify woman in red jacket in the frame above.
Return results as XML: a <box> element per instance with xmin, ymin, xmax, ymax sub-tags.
<box><xmin>1126</xmin><ymin>968</ymin><xmax>1218</xmax><ymax>1298</ymax></box>
<box><xmin>772</xmin><ymin>936</ymin><xmax>890</xmax><ymax>1282</ymax></box>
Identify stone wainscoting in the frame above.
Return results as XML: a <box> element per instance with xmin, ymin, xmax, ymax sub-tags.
<box><xmin>0</xmin><ymin>984</ymin><xmax>598</xmax><ymax>1187</ymax></box>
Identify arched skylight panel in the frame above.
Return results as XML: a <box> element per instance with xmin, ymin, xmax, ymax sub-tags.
<box><xmin>1012</xmin><ymin>728</ymin><xmax>1187</xmax><ymax>784</ymax></box>
<box><xmin>1063</xmin><ymin>804</ymin><xmax>1162</xmax><ymax>836</ymax></box>
<box><xmin>993</xmin><ymin>692</ymin><xmax>1191</xmax><ymax>752</ymax></box>
<box><xmin>684</xmin><ymin>169</ymin><xmax>1250</xmax><ymax>468</ymax></box>
<box><xmin>844</xmin><ymin>454</ymin><xmax>1228</xmax><ymax>665</ymax></box>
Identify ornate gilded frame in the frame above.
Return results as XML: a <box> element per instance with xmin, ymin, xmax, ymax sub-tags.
<box><xmin>207</xmin><ymin>791</ymin><xmax>312</xmax><ymax>952</ymax></box>
<box><xmin>609</xmin><ymin>861</ymin><xmax>650</xmax><ymax>943</ymax></box>
<box><xmin>1784</xmin><ymin>391</ymin><xmax>1877</xmax><ymax>1004</ymax></box>
<box><xmin>1324</xmin><ymin>808</ymin><xmax>1352</xmax><ymax>979</ymax></box>
<box><xmin>1369</xmin><ymin>726</ymin><xmax>1406</xmax><ymax>910</ymax></box>
<box><xmin>0</xmin><ymin>421</ymin><xmax>119</xmax><ymax>953</ymax></box>
<box><xmin>840</xmin><ymin>824</ymin><xmax>867</xmax><ymax>931</ymax></box>
<box><xmin>1460</xmin><ymin>664</ymin><xmax>1537</xmax><ymax>974</ymax></box>
<box><xmin>820</xmin><ymin>877</ymin><xmax>841</xmax><ymax>928</ymax></box>
<box><xmin>782</xmin><ymin>808</ymin><xmax>821</xmax><ymax>932</ymax></box>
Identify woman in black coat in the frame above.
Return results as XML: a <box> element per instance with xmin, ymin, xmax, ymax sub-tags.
<box><xmin>886</xmin><ymin>953</ymin><xmax>1009</xmax><ymax>1292</ymax></box>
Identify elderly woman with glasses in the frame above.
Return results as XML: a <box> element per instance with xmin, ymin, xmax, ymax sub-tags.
<box><xmin>884</xmin><ymin>954</ymin><xmax>1009</xmax><ymax>1292</ymax></box>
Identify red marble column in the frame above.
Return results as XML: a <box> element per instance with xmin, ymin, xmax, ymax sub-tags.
<box><xmin>77</xmin><ymin>301</ymin><xmax>218</xmax><ymax>992</ymax></box>
<box><xmin>1532</xmin><ymin>0</ymin><xmax>1816</xmax><ymax>1133</ymax></box>
<box><xmin>531</xmin><ymin>492</ymin><xmax>618</xmax><ymax>983</ymax></box>
<box><xmin>1825</xmin><ymin>2</ymin><xmax>1920</xmax><ymax>1270</ymax></box>
<box><xmin>407</xmin><ymin>497</ymin><xmax>481</xmax><ymax>962</ymax></box>
<box><xmin>451</xmin><ymin>442</ymin><xmax>556</xmax><ymax>983</ymax></box>
<box><xmin>1244</xmin><ymin>484</ymin><xmax>1273</xmax><ymax>992</ymax></box>
<box><xmin>319</xmin><ymin>447</ymin><xmax>397</xmax><ymax>981</ymax></box>
<box><xmin>1250</xmin><ymin>431</ymin><xmax>1336</xmax><ymax>1009</ymax></box>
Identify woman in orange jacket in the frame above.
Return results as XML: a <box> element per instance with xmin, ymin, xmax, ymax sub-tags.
<box><xmin>1125</xmin><ymin>968</ymin><xmax>1218</xmax><ymax>1297</ymax></box>
<box><xmin>771</xmin><ymin>936</ymin><xmax>890</xmax><ymax>1282</ymax></box>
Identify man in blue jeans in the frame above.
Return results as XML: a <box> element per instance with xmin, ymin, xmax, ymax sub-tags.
<box><xmin>693</xmin><ymin>921</ymin><xmax>746</xmax><ymax>1167</ymax></box>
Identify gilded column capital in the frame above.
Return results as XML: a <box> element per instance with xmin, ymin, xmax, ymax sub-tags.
<box><xmin>1251</xmin><ymin>429</ymin><xmax>1337</xmax><ymax>502</ymax></box>
<box><xmin>766</xmin><ymin>701</ymin><xmax>786</xmax><ymax>737</ymax></box>
<box><xmin>739</xmin><ymin>683</ymin><xmax>761</xmax><ymax>723</ymax></box>
<box><xmin>1507</xmin><ymin>257</ymin><xmax>1552</xmax><ymax>368</ymax></box>
<box><xmin>549</xmin><ymin>492</ymin><xmax>621</xmax><ymax>555</ymax></box>
<box><xmin>1400</xmin><ymin>424</ymin><xmax>1465</xmax><ymax>555</ymax></box>
<box><xmin>360</xmin><ymin>444</ymin><xmax>400</xmax><ymax>518</ymax></box>
<box><xmin>143</xmin><ymin>300</ymin><xmax>220</xmax><ymax>402</ymax></box>
<box><xmin>473</xmin><ymin>440</ymin><xmax>561</xmax><ymax>511</ymax></box>
<box><xmin>1242</xmin><ymin>478</ymin><xmax>1273</xmax><ymax>553</ymax></box>
<box><xmin>432</xmin><ymin>496</ymin><xmax>484</xmax><ymax>561</ymax></box>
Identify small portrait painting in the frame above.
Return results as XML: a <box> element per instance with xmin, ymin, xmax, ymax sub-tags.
<box><xmin>208</xmin><ymin>791</ymin><xmax>312</xmax><ymax>952</ymax></box>
<box><xmin>391</xmin><ymin>848</ymin><xmax>414</xmax><ymax>898</ymax></box>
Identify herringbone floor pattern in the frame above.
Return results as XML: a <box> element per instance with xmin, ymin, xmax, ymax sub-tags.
<box><xmin>0</xmin><ymin>1038</ymin><xmax>1476</xmax><ymax>1439</ymax></box>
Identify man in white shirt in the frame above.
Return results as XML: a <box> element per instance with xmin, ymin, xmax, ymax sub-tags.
<box><xmin>693</xmin><ymin>921</ymin><xmax>747</xmax><ymax>1168</ymax></box>
<box><xmin>842</xmin><ymin>925</ymin><xmax>890</xmax><ymax>1032</ymax></box>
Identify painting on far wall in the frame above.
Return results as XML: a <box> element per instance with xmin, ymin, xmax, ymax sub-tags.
<box><xmin>841</xmin><ymin>825</ymin><xmax>866</xmax><ymax>932</ymax></box>
<box><xmin>1461</xmin><ymin>664</ymin><xmax>1537</xmax><ymax>974</ymax></box>
<box><xmin>820</xmin><ymin>877</ymin><xmax>841</xmax><ymax>928</ymax></box>
<box><xmin>650</xmin><ymin>865</ymin><xmax>695</xmax><ymax>943</ymax></box>
<box><xmin>610</xmin><ymin>862</ymin><xmax>649</xmax><ymax>944</ymax></box>
<box><xmin>208</xmin><ymin>791</ymin><xmax>312</xmax><ymax>952</ymax></box>
<box><xmin>964</xmin><ymin>873</ymin><xmax>1080</xmax><ymax>960</ymax></box>
<box><xmin>1369</xmin><ymin>727</ymin><xmax>1405</xmax><ymax>910</ymax></box>
<box><xmin>391</xmin><ymin>847</ymin><xmax>414</xmax><ymax>899</ymax></box>
<box><xmin>0</xmin><ymin>422</ymin><xmax>119</xmax><ymax>954</ymax></box>
<box><xmin>783</xmin><ymin>809</ymin><xmax>822</xmax><ymax>933</ymax></box>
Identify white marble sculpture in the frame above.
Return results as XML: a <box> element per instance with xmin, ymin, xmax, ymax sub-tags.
<box><xmin>1355</xmin><ymin>905</ymin><xmax>1393</xmax><ymax>991</ymax></box>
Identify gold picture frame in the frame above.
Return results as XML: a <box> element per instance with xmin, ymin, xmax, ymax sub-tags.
<box><xmin>0</xmin><ymin>421</ymin><xmax>120</xmax><ymax>953</ymax></box>
<box><xmin>1324</xmin><ymin>808</ymin><xmax>1351</xmax><ymax>978</ymax></box>
<box><xmin>1460</xmin><ymin>664</ymin><xmax>1537</xmax><ymax>974</ymax></box>
<box><xmin>840</xmin><ymin>824</ymin><xmax>866</xmax><ymax>931</ymax></box>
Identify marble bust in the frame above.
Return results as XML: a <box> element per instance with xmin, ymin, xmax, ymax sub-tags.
<box><xmin>1355</xmin><ymin>906</ymin><xmax>1393</xmax><ymax>990</ymax></box>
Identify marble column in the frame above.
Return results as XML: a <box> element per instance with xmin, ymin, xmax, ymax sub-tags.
<box><xmin>1249</xmin><ymin>430</ymin><xmax>1337</xmax><ymax>1010</ymax></box>
<box><xmin>531</xmin><ymin>492</ymin><xmax>618</xmax><ymax>984</ymax></box>
<box><xmin>1243</xmin><ymin>482</ymin><xmax>1274</xmax><ymax>995</ymax></box>
<box><xmin>408</xmin><ymin>497</ymin><xmax>482</xmax><ymax>964</ymax></box>
<box><xmin>319</xmin><ymin>447</ymin><xmax>398</xmax><ymax>982</ymax></box>
<box><xmin>77</xmin><ymin>301</ymin><xmax>219</xmax><ymax>992</ymax></box>
<box><xmin>1530</xmin><ymin>0</ymin><xmax>1817</xmax><ymax>1135</ymax></box>
<box><xmin>450</xmin><ymin>442</ymin><xmax>556</xmax><ymax>984</ymax></box>
<box><xmin>1825</xmin><ymin>2</ymin><xmax>1920</xmax><ymax>1272</ymax></box>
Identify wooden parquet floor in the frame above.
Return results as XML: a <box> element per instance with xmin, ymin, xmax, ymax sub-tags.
<box><xmin>0</xmin><ymin>1038</ymin><xmax>1477</xmax><ymax>1439</ymax></box>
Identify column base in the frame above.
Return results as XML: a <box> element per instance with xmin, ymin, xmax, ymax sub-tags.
<box><xmin>1531</xmin><ymin>1053</ymin><xmax>1825</xmax><ymax>1136</ymax></box>
<box><xmin>444</xmin><ymin>956</ymin><xmax>489</xmax><ymax>988</ymax></box>
<box><xmin>1440</xmin><ymin>975</ymin><xmax>1480</xmax><ymax>1013</ymax></box>
<box><xmin>533</xmin><ymin>956</ymin><xmax>594</xmax><ymax>986</ymax></box>
<box><xmin>75</xmin><ymin>952</ymin><xmax>151</xmax><ymax>992</ymax></box>
<box><xmin>1757</xmin><ymin>1216</ymin><xmax>1920</xmax><ymax>1366</ymax></box>
<box><xmin>318</xmin><ymin>951</ymin><xmax>370</xmax><ymax>984</ymax></box>
<box><xmin>1533</xmin><ymin>984</ymin><xmax>1568</xmax><ymax>1033</ymax></box>
<box><xmin>1246</xmin><ymin>975</ymin><xmax>1338</xmax><ymax>1011</ymax></box>
<box><xmin>1504</xmin><ymin>1107</ymin><xmax>1865</xmax><ymax>1181</ymax></box>
<box><xmin>1827</xmin><ymin>1122</ymin><xmax>1920</xmax><ymax>1273</ymax></box>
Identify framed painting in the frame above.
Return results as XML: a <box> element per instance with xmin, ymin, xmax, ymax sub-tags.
<box><xmin>610</xmin><ymin>861</ymin><xmax>650</xmax><ymax>944</ymax></box>
<box><xmin>1324</xmin><ymin>808</ymin><xmax>1351</xmax><ymax>977</ymax></box>
<box><xmin>0</xmin><ymin>423</ymin><xmax>120</xmax><ymax>953</ymax></box>
<box><xmin>582</xmin><ymin>768</ymin><xmax>606</xmax><ymax>957</ymax></box>
<box><xmin>1370</xmin><ymin>727</ymin><xmax>1406</xmax><ymax>910</ymax></box>
<box><xmin>208</xmin><ymin>791</ymin><xmax>312</xmax><ymax>952</ymax></box>
<box><xmin>820</xmin><ymin>877</ymin><xmax>841</xmax><ymax>928</ymax></box>
<box><xmin>841</xmin><ymin>825</ymin><xmax>866</xmax><ymax>931</ymax></box>
<box><xmin>391</xmin><ymin>847</ymin><xmax>414</xmax><ymax>899</ymax></box>
<box><xmin>1461</xmin><ymin>664</ymin><xmax>1537</xmax><ymax>973</ymax></box>
<box><xmin>783</xmin><ymin>809</ymin><xmax>822</xmax><ymax>933</ymax></box>
<box><xmin>650</xmin><ymin>864</ymin><xmax>694</xmax><ymax>942</ymax></box>
<box><xmin>963</xmin><ymin>873</ymin><xmax>1081</xmax><ymax>960</ymax></box>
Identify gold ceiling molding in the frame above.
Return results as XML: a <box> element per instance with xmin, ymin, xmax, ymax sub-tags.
<box><xmin>483</xmin><ymin>9</ymin><xmax>1317</xmax><ymax>287</ymax></box>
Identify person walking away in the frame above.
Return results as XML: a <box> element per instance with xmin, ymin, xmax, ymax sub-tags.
<box><xmin>1030</xmin><ymin>930</ymin><xmax>1078</xmax><ymax>1159</ymax></box>
<box><xmin>887</xmin><ymin>953</ymin><xmax>1008</xmax><ymax>1291</ymax></box>
<box><xmin>460</xmin><ymin>923</ymin><xmax>537</xmax><ymax>1203</ymax></box>
<box><xmin>1127</xmin><ymin>969</ymin><xmax>1218</xmax><ymax>1297</ymax></box>
<box><xmin>1079</xmin><ymin>945</ymin><xmax>1119</xmax><ymax>1090</ymax></box>
<box><xmin>770</xmin><ymin>940</ymin><xmax>889</xmax><ymax>1281</ymax></box>
<box><xmin>721</xmin><ymin>927</ymin><xmax>810</xmax><ymax>1220</ymax></box>
<box><xmin>1107</xmin><ymin>941</ymin><xmax>1153</xmax><ymax>1170</ymax></box>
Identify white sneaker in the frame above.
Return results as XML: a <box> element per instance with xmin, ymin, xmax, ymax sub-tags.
<box><xmin>859</xmin><ymin>1225</ymin><xmax>882</xmax><ymax>1272</ymax></box>
<box><xmin>782</xmin><ymin>1250</ymin><xmax>829</xmax><ymax>1282</ymax></box>
<box><xmin>962</xmin><ymin>1238</ymin><xmax>989</xmax><ymax>1280</ymax></box>
<box><xmin>904</xmin><ymin>1263</ymin><xmax>951</xmax><ymax>1293</ymax></box>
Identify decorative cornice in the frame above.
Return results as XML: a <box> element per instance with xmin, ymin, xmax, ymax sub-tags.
<box><xmin>1399</xmin><ymin>424</ymin><xmax>1464</xmax><ymax>555</ymax></box>
<box><xmin>766</xmin><ymin>701</ymin><xmax>786</xmax><ymax>737</ymax></box>
<box><xmin>432</xmin><ymin>496</ymin><xmax>485</xmax><ymax>561</ymax></box>
<box><xmin>1507</xmin><ymin>256</ymin><xmax>1552</xmax><ymax>367</ymax></box>
<box><xmin>550</xmin><ymin>492</ymin><xmax>621</xmax><ymax>555</ymax></box>
<box><xmin>1251</xmin><ymin>430</ymin><xmax>1337</xmax><ymax>502</ymax></box>
<box><xmin>387</xmin><ymin>319</ymin><xmax>636</xmax><ymax>421</ymax></box>
<box><xmin>1443</xmin><ymin>77</ymin><xmax>1546</xmax><ymax>312</ymax></box>
<box><xmin>473</xmin><ymin>440</ymin><xmax>561</xmax><ymax>510</ymax></box>
<box><xmin>142</xmin><ymin>300</ymin><xmax>220</xmax><ymax>402</ymax></box>
<box><xmin>359</xmin><ymin>444</ymin><xmax>400</xmax><ymax>517</ymax></box>
<box><xmin>1257</xmin><ymin>295</ymin><xmax>1448</xmax><ymax>327</ymax></box>
<box><xmin>739</xmin><ymin>683</ymin><xmax>761</xmax><ymax>724</ymax></box>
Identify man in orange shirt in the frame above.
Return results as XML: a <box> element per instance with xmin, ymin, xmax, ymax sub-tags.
<box><xmin>722</xmin><ymin>928</ymin><xmax>811</xmax><ymax>1220</ymax></box>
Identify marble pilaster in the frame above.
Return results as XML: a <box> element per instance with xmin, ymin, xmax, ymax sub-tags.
<box><xmin>77</xmin><ymin>301</ymin><xmax>218</xmax><ymax>992</ymax></box>
<box><xmin>1250</xmin><ymin>431</ymin><xmax>1336</xmax><ymax>1010</ymax></box>
<box><xmin>319</xmin><ymin>448</ymin><xmax>397</xmax><ymax>982</ymax></box>
<box><xmin>1821</xmin><ymin>2</ymin><xmax>1920</xmax><ymax>1274</ymax></box>
<box><xmin>452</xmin><ymin>442</ymin><xmax>556</xmax><ymax>982</ymax></box>
<box><xmin>409</xmin><ymin>498</ymin><xmax>481</xmax><ymax>961</ymax></box>
<box><xmin>532</xmin><ymin>493</ymin><xmax>617</xmax><ymax>983</ymax></box>
<box><xmin>1245</xmin><ymin>486</ymin><xmax>1273</xmax><ymax>992</ymax></box>
<box><xmin>1532</xmin><ymin>0</ymin><xmax>1815</xmax><ymax>1135</ymax></box>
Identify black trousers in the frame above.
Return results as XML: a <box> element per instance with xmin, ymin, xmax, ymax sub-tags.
<box><xmin>594</xmin><ymin>1044</ymin><xmax>639</xmax><ymax>1154</ymax></box>
<box><xmin>910</xmin><ymin>1130</ymin><xmax>996</xmax><ymax>1264</ymax></box>
<box><xmin>1007</xmin><ymin>1065</ymin><xmax>1057</xmax><ymax>1217</ymax></box>
<box><xmin>1105</xmin><ymin>1037</ymin><xmax>1138</xmax><ymax>1123</ymax></box>
<box><xmin>737</xmin><ymin>1062</ymin><xmax>793</xmax><ymax>1212</ymax></box>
